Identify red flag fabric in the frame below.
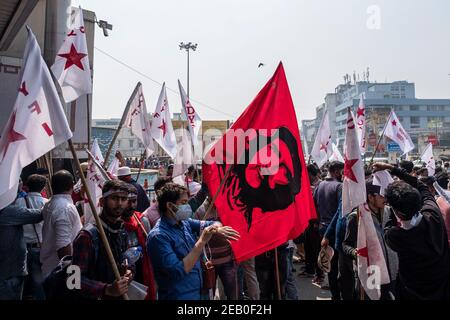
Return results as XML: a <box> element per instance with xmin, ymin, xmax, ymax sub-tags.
<box><xmin>203</xmin><ymin>62</ymin><xmax>316</xmax><ymax>262</ymax></box>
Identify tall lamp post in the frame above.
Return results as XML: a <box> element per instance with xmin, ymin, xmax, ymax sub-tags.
<box><xmin>179</xmin><ymin>42</ymin><xmax>198</xmax><ymax>98</ymax></box>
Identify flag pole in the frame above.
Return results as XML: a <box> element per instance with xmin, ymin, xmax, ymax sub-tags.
<box><xmin>69</xmin><ymin>140</ymin><xmax>129</xmax><ymax>300</ymax></box>
<box><xmin>135</xmin><ymin>149</ymin><xmax>145</xmax><ymax>182</ymax></box>
<box><xmin>274</xmin><ymin>247</ymin><xmax>282</xmax><ymax>300</ymax></box>
<box><xmin>49</xmin><ymin>70</ymin><xmax>129</xmax><ymax>300</ymax></box>
<box><xmin>104</xmin><ymin>82</ymin><xmax>142</xmax><ymax>165</ymax></box>
<box><xmin>356</xmin><ymin>206</ymin><xmax>365</xmax><ymax>301</ymax></box>
<box><xmin>369</xmin><ymin>112</ymin><xmax>392</xmax><ymax>164</ymax></box>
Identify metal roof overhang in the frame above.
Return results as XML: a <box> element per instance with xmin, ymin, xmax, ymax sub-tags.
<box><xmin>0</xmin><ymin>0</ymin><xmax>39</xmax><ymax>51</ymax></box>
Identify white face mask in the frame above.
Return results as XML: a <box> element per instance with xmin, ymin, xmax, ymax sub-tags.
<box><xmin>170</xmin><ymin>203</ymin><xmax>192</xmax><ymax>221</ymax></box>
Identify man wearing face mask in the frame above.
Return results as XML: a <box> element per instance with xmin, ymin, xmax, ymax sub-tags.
<box><xmin>373</xmin><ymin>162</ymin><xmax>450</xmax><ymax>300</ymax></box>
<box><xmin>121</xmin><ymin>186</ymin><xmax>156</xmax><ymax>300</ymax></box>
<box><xmin>147</xmin><ymin>183</ymin><xmax>240</xmax><ymax>300</ymax></box>
<box><xmin>71</xmin><ymin>180</ymin><xmax>133</xmax><ymax>300</ymax></box>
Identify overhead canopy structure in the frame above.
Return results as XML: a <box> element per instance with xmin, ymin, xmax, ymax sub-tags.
<box><xmin>0</xmin><ymin>0</ymin><xmax>39</xmax><ymax>51</ymax></box>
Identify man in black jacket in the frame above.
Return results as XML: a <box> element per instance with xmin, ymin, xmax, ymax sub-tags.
<box><xmin>373</xmin><ymin>162</ymin><xmax>450</xmax><ymax>300</ymax></box>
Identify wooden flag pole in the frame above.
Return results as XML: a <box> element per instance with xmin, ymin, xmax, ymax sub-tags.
<box><xmin>274</xmin><ymin>247</ymin><xmax>282</xmax><ymax>300</ymax></box>
<box><xmin>69</xmin><ymin>140</ymin><xmax>129</xmax><ymax>300</ymax></box>
<box><xmin>369</xmin><ymin>112</ymin><xmax>392</xmax><ymax>165</ymax></box>
<box><xmin>104</xmin><ymin>82</ymin><xmax>142</xmax><ymax>165</ymax></box>
<box><xmin>133</xmin><ymin>213</ymin><xmax>148</xmax><ymax>238</ymax></box>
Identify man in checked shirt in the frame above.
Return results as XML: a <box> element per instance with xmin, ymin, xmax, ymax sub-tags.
<box><xmin>71</xmin><ymin>180</ymin><xmax>133</xmax><ymax>299</ymax></box>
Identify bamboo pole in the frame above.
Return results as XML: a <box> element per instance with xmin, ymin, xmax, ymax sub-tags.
<box><xmin>104</xmin><ymin>82</ymin><xmax>142</xmax><ymax>165</ymax></box>
<box><xmin>274</xmin><ymin>247</ymin><xmax>282</xmax><ymax>300</ymax></box>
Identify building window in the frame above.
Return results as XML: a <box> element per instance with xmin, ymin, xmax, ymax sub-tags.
<box><xmin>410</xmin><ymin>106</ymin><xmax>419</xmax><ymax>111</ymax></box>
<box><xmin>129</xmin><ymin>140</ymin><xmax>134</xmax><ymax>148</ymax></box>
<box><xmin>410</xmin><ymin>117</ymin><xmax>420</xmax><ymax>128</ymax></box>
<box><xmin>427</xmin><ymin>106</ymin><xmax>437</xmax><ymax>111</ymax></box>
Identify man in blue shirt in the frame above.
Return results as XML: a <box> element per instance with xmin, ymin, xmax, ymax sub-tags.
<box><xmin>147</xmin><ymin>183</ymin><xmax>239</xmax><ymax>300</ymax></box>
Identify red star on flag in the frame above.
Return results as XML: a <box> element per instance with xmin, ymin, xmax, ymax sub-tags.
<box><xmin>1</xmin><ymin>111</ymin><xmax>27</xmax><ymax>160</ymax></box>
<box><xmin>357</xmin><ymin>246</ymin><xmax>370</xmax><ymax>266</ymax></box>
<box><xmin>158</xmin><ymin>119</ymin><xmax>167</xmax><ymax>137</ymax></box>
<box><xmin>391</xmin><ymin>119</ymin><xmax>397</xmax><ymax>126</ymax></box>
<box><xmin>57</xmin><ymin>43</ymin><xmax>88</xmax><ymax>70</ymax></box>
<box><xmin>344</xmin><ymin>157</ymin><xmax>359</xmax><ymax>183</ymax></box>
<box><xmin>356</xmin><ymin>107</ymin><xmax>364</xmax><ymax>118</ymax></box>
<box><xmin>320</xmin><ymin>142</ymin><xmax>329</xmax><ymax>152</ymax></box>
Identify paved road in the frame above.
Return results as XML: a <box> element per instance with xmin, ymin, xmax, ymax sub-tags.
<box><xmin>293</xmin><ymin>261</ymin><xmax>331</xmax><ymax>300</ymax></box>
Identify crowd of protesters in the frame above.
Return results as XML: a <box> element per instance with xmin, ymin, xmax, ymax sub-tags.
<box><xmin>1</xmin><ymin>152</ymin><xmax>450</xmax><ymax>300</ymax></box>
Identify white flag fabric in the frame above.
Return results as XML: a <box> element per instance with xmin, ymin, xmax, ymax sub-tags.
<box><xmin>356</xmin><ymin>94</ymin><xmax>367</xmax><ymax>154</ymax></box>
<box><xmin>107</xmin><ymin>157</ymin><xmax>120</xmax><ymax>177</ymax></box>
<box><xmin>151</xmin><ymin>83</ymin><xmax>177</xmax><ymax>158</ymax></box>
<box><xmin>51</xmin><ymin>7</ymin><xmax>91</xmax><ymax>103</ymax></box>
<box><xmin>310</xmin><ymin>110</ymin><xmax>332</xmax><ymax>167</ymax></box>
<box><xmin>173</xmin><ymin>128</ymin><xmax>194</xmax><ymax>179</ymax></box>
<box><xmin>357</xmin><ymin>203</ymin><xmax>390</xmax><ymax>300</ymax></box>
<box><xmin>178</xmin><ymin>80</ymin><xmax>201</xmax><ymax>146</ymax></box>
<box><xmin>0</xmin><ymin>28</ymin><xmax>73</xmax><ymax>210</ymax></box>
<box><xmin>384</xmin><ymin>111</ymin><xmax>414</xmax><ymax>154</ymax></box>
<box><xmin>84</xmin><ymin>139</ymin><xmax>106</xmax><ymax>224</ymax></box>
<box><xmin>421</xmin><ymin>143</ymin><xmax>435</xmax><ymax>176</ymax></box>
<box><xmin>124</xmin><ymin>83</ymin><xmax>155</xmax><ymax>157</ymax></box>
<box><xmin>372</xmin><ymin>170</ymin><xmax>394</xmax><ymax>197</ymax></box>
<box><xmin>329</xmin><ymin>142</ymin><xmax>344</xmax><ymax>163</ymax></box>
<box><xmin>342</xmin><ymin>108</ymin><xmax>366</xmax><ymax>216</ymax></box>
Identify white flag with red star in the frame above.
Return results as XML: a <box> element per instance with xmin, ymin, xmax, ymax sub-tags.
<box><xmin>173</xmin><ymin>128</ymin><xmax>194</xmax><ymax>180</ymax></box>
<box><xmin>0</xmin><ymin>28</ymin><xmax>72</xmax><ymax>210</ymax></box>
<box><xmin>329</xmin><ymin>142</ymin><xmax>344</xmax><ymax>163</ymax></box>
<box><xmin>51</xmin><ymin>7</ymin><xmax>91</xmax><ymax>103</ymax></box>
<box><xmin>178</xmin><ymin>80</ymin><xmax>201</xmax><ymax>146</ymax></box>
<box><xmin>124</xmin><ymin>83</ymin><xmax>155</xmax><ymax>157</ymax></box>
<box><xmin>357</xmin><ymin>203</ymin><xmax>390</xmax><ymax>300</ymax></box>
<box><xmin>356</xmin><ymin>94</ymin><xmax>367</xmax><ymax>154</ymax></box>
<box><xmin>151</xmin><ymin>83</ymin><xmax>177</xmax><ymax>158</ymax></box>
<box><xmin>310</xmin><ymin>110</ymin><xmax>332</xmax><ymax>167</ymax></box>
<box><xmin>342</xmin><ymin>108</ymin><xmax>366</xmax><ymax>216</ymax></box>
<box><xmin>384</xmin><ymin>110</ymin><xmax>414</xmax><ymax>154</ymax></box>
<box><xmin>84</xmin><ymin>139</ymin><xmax>106</xmax><ymax>224</ymax></box>
<box><xmin>421</xmin><ymin>143</ymin><xmax>435</xmax><ymax>176</ymax></box>
<box><xmin>107</xmin><ymin>157</ymin><xmax>120</xmax><ymax>178</ymax></box>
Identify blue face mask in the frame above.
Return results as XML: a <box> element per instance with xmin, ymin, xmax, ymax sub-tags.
<box><xmin>170</xmin><ymin>203</ymin><xmax>192</xmax><ymax>221</ymax></box>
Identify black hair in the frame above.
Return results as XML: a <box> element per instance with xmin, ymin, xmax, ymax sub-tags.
<box><xmin>307</xmin><ymin>164</ymin><xmax>320</xmax><ymax>178</ymax></box>
<box><xmin>154</xmin><ymin>177</ymin><xmax>173</xmax><ymax>193</ymax></box>
<box><xmin>385</xmin><ymin>181</ymin><xmax>422</xmax><ymax>220</ymax></box>
<box><xmin>419</xmin><ymin>176</ymin><xmax>435</xmax><ymax>187</ymax></box>
<box><xmin>102</xmin><ymin>179</ymin><xmax>129</xmax><ymax>196</ymax></box>
<box><xmin>26</xmin><ymin>174</ymin><xmax>47</xmax><ymax>193</ymax></box>
<box><xmin>435</xmin><ymin>172</ymin><xmax>449</xmax><ymax>189</ymax></box>
<box><xmin>157</xmin><ymin>183</ymin><xmax>188</xmax><ymax>215</ymax></box>
<box><xmin>435</xmin><ymin>166</ymin><xmax>443</xmax><ymax>175</ymax></box>
<box><xmin>328</xmin><ymin>161</ymin><xmax>344</xmax><ymax>174</ymax></box>
<box><xmin>400</xmin><ymin>160</ymin><xmax>414</xmax><ymax>173</ymax></box>
<box><xmin>51</xmin><ymin>170</ymin><xmax>74</xmax><ymax>194</ymax></box>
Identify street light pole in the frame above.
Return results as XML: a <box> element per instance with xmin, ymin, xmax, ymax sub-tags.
<box><xmin>179</xmin><ymin>42</ymin><xmax>198</xmax><ymax>98</ymax></box>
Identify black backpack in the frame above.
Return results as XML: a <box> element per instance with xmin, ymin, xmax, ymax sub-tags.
<box><xmin>43</xmin><ymin>225</ymin><xmax>100</xmax><ymax>300</ymax></box>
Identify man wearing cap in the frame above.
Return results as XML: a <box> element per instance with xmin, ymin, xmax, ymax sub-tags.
<box><xmin>373</xmin><ymin>162</ymin><xmax>450</xmax><ymax>300</ymax></box>
<box><xmin>71</xmin><ymin>180</ymin><xmax>133</xmax><ymax>300</ymax></box>
<box><xmin>117</xmin><ymin>166</ymin><xmax>150</xmax><ymax>213</ymax></box>
<box><xmin>341</xmin><ymin>179</ymin><xmax>399</xmax><ymax>300</ymax></box>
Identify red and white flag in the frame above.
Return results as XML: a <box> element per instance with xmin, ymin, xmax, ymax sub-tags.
<box><xmin>107</xmin><ymin>157</ymin><xmax>120</xmax><ymax>178</ymax></box>
<box><xmin>124</xmin><ymin>83</ymin><xmax>155</xmax><ymax>157</ymax></box>
<box><xmin>151</xmin><ymin>83</ymin><xmax>177</xmax><ymax>158</ymax></box>
<box><xmin>384</xmin><ymin>110</ymin><xmax>414</xmax><ymax>154</ymax></box>
<box><xmin>357</xmin><ymin>203</ymin><xmax>390</xmax><ymax>300</ymax></box>
<box><xmin>421</xmin><ymin>143</ymin><xmax>435</xmax><ymax>176</ymax></box>
<box><xmin>356</xmin><ymin>94</ymin><xmax>367</xmax><ymax>154</ymax></box>
<box><xmin>178</xmin><ymin>80</ymin><xmax>201</xmax><ymax>146</ymax></box>
<box><xmin>329</xmin><ymin>142</ymin><xmax>344</xmax><ymax>163</ymax></box>
<box><xmin>84</xmin><ymin>139</ymin><xmax>106</xmax><ymax>224</ymax></box>
<box><xmin>310</xmin><ymin>110</ymin><xmax>332</xmax><ymax>167</ymax></box>
<box><xmin>342</xmin><ymin>108</ymin><xmax>366</xmax><ymax>216</ymax></box>
<box><xmin>0</xmin><ymin>28</ymin><xmax>72</xmax><ymax>210</ymax></box>
<box><xmin>51</xmin><ymin>7</ymin><xmax>91</xmax><ymax>103</ymax></box>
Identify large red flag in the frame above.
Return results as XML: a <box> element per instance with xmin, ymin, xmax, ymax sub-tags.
<box><xmin>203</xmin><ymin>62</ymin><xmax>316</xmax><ymax>262</ymax></box>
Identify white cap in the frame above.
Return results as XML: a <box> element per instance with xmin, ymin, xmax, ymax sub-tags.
<box><xmin>117</xmin><ymin>166</ymin><xmax>131</xmax><ymax>177</ymax></box>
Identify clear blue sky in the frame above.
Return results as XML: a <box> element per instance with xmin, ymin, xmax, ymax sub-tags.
<box><xmin>72</xmin><ymin>0</ymin><xmax>450</xmax><ymax>122</ymax></box>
